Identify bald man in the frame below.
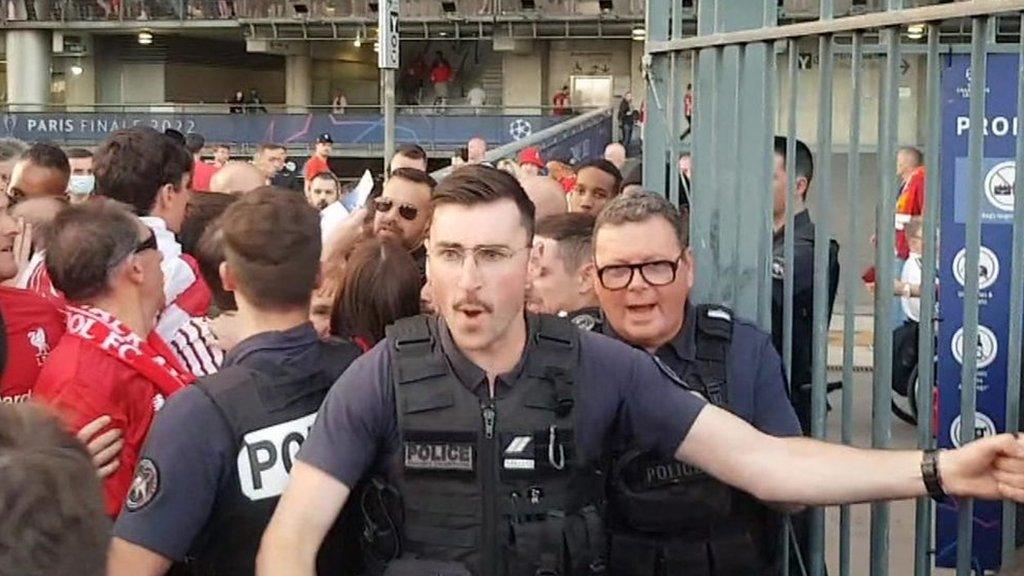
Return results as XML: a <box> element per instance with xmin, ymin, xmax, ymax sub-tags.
<box><xmin>209</xmin><ymin>161</ymin><xmax>266</xmax><ymax>195</ymax></box>
<box><xmin>520</xmin><ymin>174</ymin><xmax>567</xmax><ymax>221</ymax></box>
<box><xmin>603</xmin><ymin>142</ymin><xmax>627</xmax><ymax>170</ymax></box>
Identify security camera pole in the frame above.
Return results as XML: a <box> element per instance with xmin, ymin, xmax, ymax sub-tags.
<box><xmin>379</xmin><ymin>0</ymin><xmax>399</xmax><ymax>174</ymax></box>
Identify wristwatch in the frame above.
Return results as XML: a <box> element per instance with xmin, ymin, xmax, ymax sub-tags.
<box><xmin>921</xmin><ymin>449</ymin><xmax>948</xmax><ymax>502</ymax></box>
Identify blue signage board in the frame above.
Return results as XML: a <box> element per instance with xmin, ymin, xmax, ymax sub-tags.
<box><xmin>0</xmin><ymin>111</ymin><xmax>563</xmax><ymax>147</ymax></box>
<box><xmin>937</xmin><ymin>53</ymin><xmax>1020</xmax><ymax>570</ymax></box>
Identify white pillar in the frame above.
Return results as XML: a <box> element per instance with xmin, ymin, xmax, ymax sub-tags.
<box><xmin>7</xmin><ymin>30</ymin><xmax>52</xmax><ymax>111</ymax></box>
<box><xmin>285</xmin><ymin>54</ymin><xmax>312</xmax><ymax>113</ymax></box>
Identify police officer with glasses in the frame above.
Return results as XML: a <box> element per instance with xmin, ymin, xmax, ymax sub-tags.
<box><xmin>259</xmin><ymin>165</ymin><xmax>1024</xmax><ymax>576</ymax></box>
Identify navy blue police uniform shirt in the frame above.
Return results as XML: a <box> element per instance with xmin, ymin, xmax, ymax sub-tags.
<box><xmin>113</xmin><ymin>323</ymin><xmax>325</xmax><ymax>560</ymax></box>
<box><xmin>604</xmin><ymin>303</ymin><xmax>802</xmax><ymax>438</ymax></box>
<box><xmin>298</xmin><ymin>314</ymin><xmax>708</xmax><ymax>490</ymax></box>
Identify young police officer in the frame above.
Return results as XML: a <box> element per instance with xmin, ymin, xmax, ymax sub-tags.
<box><xmin>591</xmin><ymin>192</ymin><xmax>800</xmax><ymax>574</ymax></box>
<box><xmin>260</xmin><ymin>165</ymin><xmax>1024</xmax><ymax>576</ymax></box>
<box><xmin>108</xmin><ymin>187</ymin><xmax>362</xmax><ymax>576</ymax></box>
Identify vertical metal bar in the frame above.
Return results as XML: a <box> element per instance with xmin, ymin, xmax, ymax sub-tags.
<box><xmin>839</xmin><ymin>29</ymin><xmax>863</xmax><ymax>576</ymax></box>
<box><xmin>914</xmin><ymin>23</ymin><xmax>941</xmax><ymax>576</ymax></box>
<box><xmin>728</xmin><ymin>44</ymin><xmax>743</xmax><ymax>310</ymax></box>
<box><xmin>809</xmin><ymin>30</ymin><xmax>834</xmax><ymax>576</ymax></box>
<box><xmin>957</xmin><ymin>15</ymin><xmax>988</xmax><ymax>576</ymax></box>
<box><xmin>871</xmin><ymin>23</ymin><xmax>900</xmax><ymax>576</ymax></box>
<box><xmin>781</xmin><ymin>40</ymin><xmax>799</xmax><ymax>576</ymax></box>
<box><xmin>1002</xmin><ymin>12</ymin><xmax>1024</xmax><ymax>569</ymax></box>
<box><xmin>758</xmin><ymin>36</ymin><xmax>776</xmax><ymax>333</ymax></box>
<box><xmin>783</xmin><ymin>39</ymin><xmax>798</xmax><ymax>387</ymax></box>
<box><xmin>668</xmin><ymin>50</ymin><xmax>681</xmax><ymax>207</ymax></box>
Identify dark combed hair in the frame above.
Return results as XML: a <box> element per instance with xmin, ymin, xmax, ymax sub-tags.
<box><xmin>64</xmin><ymin>147</ymin><xmax>93</xmax><ymax>160</ymax></box>
<box><xmin>390</xmin><ymin>167</ymin><xmax>437</xmax><ymax>189</ymax></box>
<box><xmin>330</xmin><ymin>238</ymin><xmax>422</xmax><ymax>345</ymax></box>
<box><xmin>180</xmin><ymin>192</ymin><xmax>239</xmax><ymax>258</ymax></box>
<box><xmin>23</xmin><ymin>142</ymin><xmax>71</xmax><ymax>177</ymax></box>
<box><xmin>93</xmin><ymin>127</ymin><xmax>193</xmax><ymax>215</ymax></box>
<box><xmin>395</xmin><ymin>144</ymin><xmax>427</xmax><ymax>162</ymax></box>
<box><xmin>46</xmin><ymin>200</ymin><xmax>141</xmax><ymax>302</ymax></box>
<box><xmin>431</xmin><ymin>164</ymin><xmax>536</xmax><ymax>239</ymax></box>
<box><xmin>595</xmin><ymin>191</ymin><xmax>689</xmax><ymax>250</ymax></box>
<box><xmin>773</xmin><ymin>135</ymin><xmax>815</xmax><ymax>185</ymax></box>
<box><xmin>195</xmin><ymin>222</ymin><xmax>236</xmax><ymax>312</ymax></box>
<box><xmin>535</xmin><ymin>212</ymin><xmax>596</xmax><ymax>272</ymax></box>
<box><xmin>184</xmin><ymin>132</ymin><xmax>206</xmax><ymax>155</ymax></box>
<box><xmin>0</xmin><ymin>404</ymin><xmax>109</xmax><ymax>576</ymax></box>
<box><xmin>219</xmin><ymin>186</ymin><xmax>321</xmax><ymax>310</ymax></box>
<box><xmin>575</xmin><ymin>158</ymin><xmax>623</xmax><ymax>192</ymax></box>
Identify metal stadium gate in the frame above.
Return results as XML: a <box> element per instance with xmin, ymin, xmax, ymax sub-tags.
<box><xmin>640</xmin><ymin>0</ymin><xmax>1024</xmax><ymax>574</ymax></box>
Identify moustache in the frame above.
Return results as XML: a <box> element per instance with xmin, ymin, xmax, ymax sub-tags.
<box><xmin>454</xmin><ymin>299</ymin><xmax>493</xmax><ymax>314</ymax></box>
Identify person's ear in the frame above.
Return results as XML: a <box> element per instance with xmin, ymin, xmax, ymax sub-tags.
<box><xmin>577</xmin><ymin>262</ymin><xmax>596</xmax><ymax>295</ymax></box>
<box><xmin>125</xmin><ymin>256</ymin><xmax>146</xmax><ymax>286</ymax></box>
<box><xmin>220</xmin><ymin>261</ymin><xmax>237</xmax><ymax>293</ymax></box>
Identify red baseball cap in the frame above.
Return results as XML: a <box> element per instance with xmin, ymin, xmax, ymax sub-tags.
<box><xmin>517</xmin><ymin>147</ymin><xmax>544</xmax><ymax>169</ymax></box>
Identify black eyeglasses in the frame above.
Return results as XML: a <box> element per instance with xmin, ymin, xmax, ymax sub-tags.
<box><xmin>596</xmin><ymin>252</ymin><xmax>684</xmax><ymax>291</ymax></box>
<box><xmin>134</xmin><ymin>232</ymin><xmax>159</xmax><ymax>254</ymax></box>
<box><xmin>373</xmin><ymin>197</ymin><xmax>419</xmax><ymax>221</ymax></box>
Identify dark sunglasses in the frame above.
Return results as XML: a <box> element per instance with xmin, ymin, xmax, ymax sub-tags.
<box><xmin>134</xmin><ymin>232</ymin><xmax>159</xmax><ymax>254</ymax></box>
<box><xmin>373</xmin><ymin>197</ymin><xmax>419</xmax><ymax>221</ymax></box>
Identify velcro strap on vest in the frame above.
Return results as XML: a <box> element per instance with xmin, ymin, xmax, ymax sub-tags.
<box><xmin>387</xmin><ymin>316</ymin><xmax>448</xmax><ymax>385</ymax></box>
<box><xmin>690</xmin><ymin>305</ymin><xmax>733</xmax><ymax>406</ymax></box>
<box><xmin>523</xmin><ymin>315</ymin><xmax>579</xmax><ymax>417</ymax></box>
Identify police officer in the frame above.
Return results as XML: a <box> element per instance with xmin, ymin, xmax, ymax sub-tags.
<box><xmin>259</xmin><ymin>165</ymin><xmax>1024</xmax><ymax>576</ymax></box>
<box><xmin>108</xmin><ymin>188</ymin><xmax>362</xmax><ymax>576</ymax></box>
<box><xmin>770</xmin><ymin>136</ymin><xmax>841</xmax><ymax>434</ymax></box>
<box><xmin>525</xmin><ymin>213</ymin><xmax>602</xmax><ymax>329</ymax></box>
<box><xmin>590</xmin><ymin>192</ymin><xmax>801</xmax><ymax>575</ymax></box>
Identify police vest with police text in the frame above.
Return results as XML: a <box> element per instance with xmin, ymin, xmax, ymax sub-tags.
<box><xmin>374</xmin><ymin>314</ymin><xmax>606</xmax><ymax>576</ymax></box>
<box><xmin>186</xmin><ymin>339</ymin><xmax>362</xmax><ymax>576</ymax></box>
<box><xmin>603</xmin><ymin>305</ymin><xmax>782</xmax><ymax>576</ymax></box>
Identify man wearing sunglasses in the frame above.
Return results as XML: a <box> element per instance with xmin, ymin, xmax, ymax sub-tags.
<box><xmin>371</xmin><ymin>167</ymin><xmax>436</xmax><ymax>277</ymax></box>
<box><xmin>261</xmin><ymin>165</ymin><xmax>1024</xmax><ymax>576</ymax></box>
<box><xmin>34</xmin><ymin>200</ymin><xmax>192</xmax><ymax>518</ymax></box>
<box><xmin>591</xmin><ymin>192</ymin><xmax>801</xmax><ymax>575</ymax></box>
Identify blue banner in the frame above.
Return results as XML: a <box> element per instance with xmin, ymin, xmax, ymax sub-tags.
<box><xmin>937</xmin><ymin>53</ymin><xmax>1020</xmax><ymax>570</ymax></box>
<box><xmin>0</xmin><ymin>111</ymin><xmax>564</xmax><ymax>147</ymax></box>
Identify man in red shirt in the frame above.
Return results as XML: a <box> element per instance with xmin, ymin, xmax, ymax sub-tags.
<box><xmin>553</xmin><ymin>85</ymin><xmax>571</xmax><ymax>116</ymax></box>
<box><xmin>303</xmin><ymin>133</ymin><xmax>333</xmax><ymax>191</ymax></box>
<box><xmin>186</xmin><ymin>133</ymin><xmax>219</xmax><ymax>193</ymax></box>
<box><xmin>34</xmin><ymin>200</ymin><xmax>193</xmax><ymax>517</ymax></box>
<box><xmin>895</xmin><ymin>146</ymin><xmax>925</xmax><ymax>260</ymax></box>
<box><xmin>0</xmin><ymin>205</ymin><xmax>64</xmax><ymax>403</ymax></box>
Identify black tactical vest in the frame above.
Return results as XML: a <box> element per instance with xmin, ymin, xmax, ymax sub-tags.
<box><xmin>603</xmin><ymin>305</ymin><xmax>781</xmax><ymax>576</ymax></box>
<box><xmin>184</xmin><ymin>339</ymin><xmax>362</xmax><ymax>576</ymax></box>
<box><xmin>369</xmin><ymin>315</ymin><xmax>606</xmax><ymax>576</ymax></box>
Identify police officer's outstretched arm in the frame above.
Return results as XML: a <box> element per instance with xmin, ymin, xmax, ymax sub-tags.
<box><xmin>676</xmin><ymin>404</ymin><xmax>1024</xmax><ymax>505</ymax></box>
<box><xmin>257</xmin><ymin>462</ymin><xmax>352</xmax><ymax>576</ymax></box>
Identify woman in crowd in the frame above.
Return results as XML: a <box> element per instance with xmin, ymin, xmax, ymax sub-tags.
<box><xmin>329</xmin><ymin>238</ymin><xmax>421</xmax><ymax>352</ymax></box>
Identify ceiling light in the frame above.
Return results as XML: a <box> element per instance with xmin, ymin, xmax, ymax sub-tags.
<box><xmin>907</xmin><ymin>23</ymin><xmax>925</xmax><ymax>40</ymax></box>
<box><xmin>138</xmin><ymin>31</ymin><xmax>153</xmax><ymax>44</ymax></box>
<box><xmin>631</xmin><ymin>26</ymin><xmax>646</xmax><ymax>41</ymax></box>
<box><xmin>354</xmin><ymin>32</ymin><xmax>362</xmax><ymax>47</ymax></box>
<box><xmin>70</xmin><ymin>64</ymin><xmax>84</xmax><ymax>76</ymax></box>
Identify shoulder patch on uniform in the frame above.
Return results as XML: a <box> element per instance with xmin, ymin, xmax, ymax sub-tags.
<box><xmin>571</xmin><ymin>313</ymin><xmax>599</xmax><ymax>332</ymax></box>
<box><xmin>126</xmin><ymin>458</ymin><xmax>160</xmax><ymax>512</ymax></box>
<box><xmin>705</xmin><ymin>308</ymin><xmax>731</xmax><ymax>322</ymax></box>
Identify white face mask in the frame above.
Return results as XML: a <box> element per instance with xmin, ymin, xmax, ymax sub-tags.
<box><xmin>68</xmin><ymin>174</ymin><xmax>95</xmax><ymax>196</ymax></box>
